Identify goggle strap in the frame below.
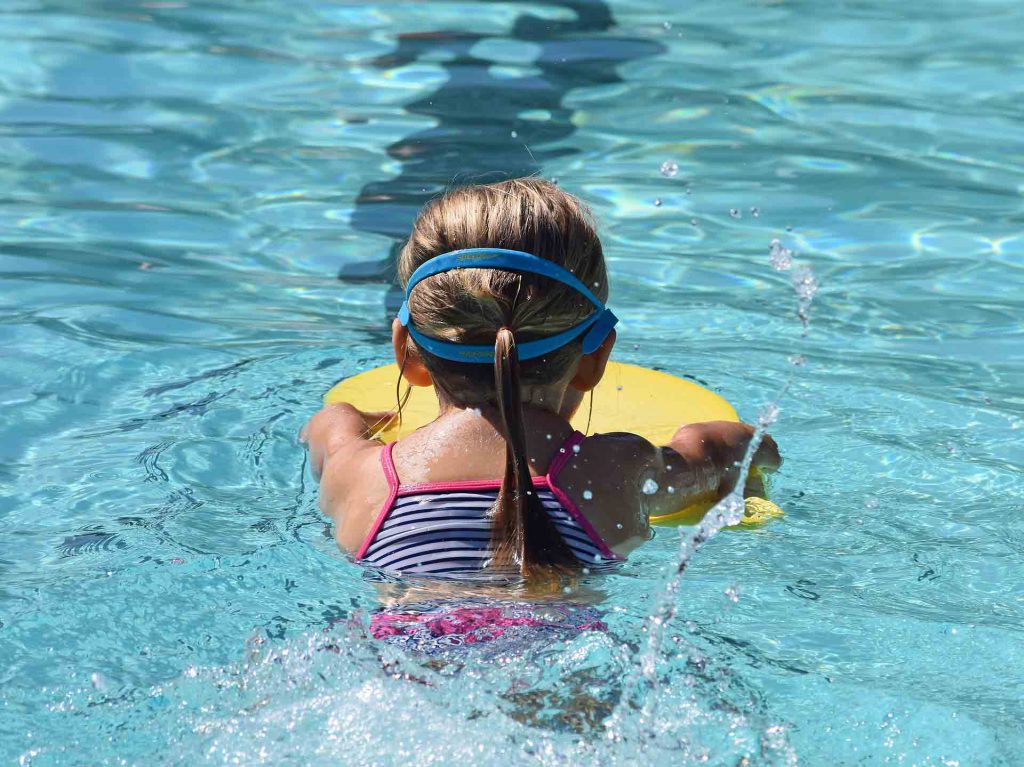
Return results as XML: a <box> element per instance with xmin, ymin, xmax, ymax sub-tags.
<box><xmin>397</xmin><ymin>248</ymin><xmax>617</xmax><ymax>363</ymax></box>
<box><xmin>406</xmin><ymin>310</ymin><xmax>616</xmax><ymax>363</ymax></box>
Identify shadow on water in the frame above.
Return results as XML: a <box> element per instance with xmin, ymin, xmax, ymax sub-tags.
<box><xmin>341</xmin><ymin>0</ymin><xmax>664</xmax><ymax>310</ymax></box>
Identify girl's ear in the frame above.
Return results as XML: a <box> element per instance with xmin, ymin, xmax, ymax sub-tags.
<box><xmin>392</xmin><ymin>319</ymin><xmax>433</xmax><ymax>387</ymax></box>
<box><xmin>569</xmin><ymin>329</ymin><xmax>616</xmax><ymax>392</ymax></box>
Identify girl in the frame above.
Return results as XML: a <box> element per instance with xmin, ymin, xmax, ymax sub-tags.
<box><xmin>304</xmin><ymin>178</ymin><xmax>780</xmax><ymax>591</ymax></box>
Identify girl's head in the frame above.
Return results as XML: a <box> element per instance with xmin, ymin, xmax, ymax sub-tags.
<box><xmin>394</xmin><ymin>177</ymin><xmax>612</xmax><ymax>410</ymax></box>
<box><xmin>392</xmin><ymin>178</ymin><xmax>615</xmax><ymax>578</ymax></box>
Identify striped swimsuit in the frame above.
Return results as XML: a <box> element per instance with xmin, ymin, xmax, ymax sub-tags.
<box><xmin>356</xmin><ymin>431</ymin><xmax>624</xmax><ymax>577</ymax></box>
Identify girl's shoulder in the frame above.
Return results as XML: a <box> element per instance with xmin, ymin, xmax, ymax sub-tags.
<box><xmin>551</xmin><ymin>430</ymin><xmax>657</xmax><ymax>552</ymax></box>
<box><xmin>541</xmin><ymin>429</ymin><xmax>656</xmax><ymax>488</ymax></box>
<box><xmin>573</xmin><ymin>430</ymin><xmax>657</xmax><ymax>468</ymax></box>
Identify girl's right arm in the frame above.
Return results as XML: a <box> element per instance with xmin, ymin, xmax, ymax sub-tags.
<box><xmin>301</xmin><ymin>403</ymin><xmax>393</xmax><ymax>480</ymax></box>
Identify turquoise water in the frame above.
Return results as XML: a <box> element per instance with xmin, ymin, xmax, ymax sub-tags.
<box><xmin>2</xmin><ymin>0</ymin><xmax>1022</xmax><ymax>764</ymax></box>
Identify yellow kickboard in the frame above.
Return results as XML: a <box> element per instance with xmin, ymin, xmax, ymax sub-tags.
<box><xmin>324</xmin><ymin>361</ymin><xmax>783</xmax><ymax>527</ymax></box>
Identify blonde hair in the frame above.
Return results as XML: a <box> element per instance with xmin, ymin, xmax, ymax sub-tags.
<box><xmin>397</xmin><ymin>178</ymin><xmax>608</xmax><ymax>577</ymax></box>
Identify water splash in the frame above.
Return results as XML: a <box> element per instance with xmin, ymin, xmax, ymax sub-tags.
<box><xmin>659</xmin><ymin>160</ymin><xmax>679</xmax><ymax>178</ymax></box>
<box><xmin>790</xmin><ymin>265</ymin><xmax>819</xmax><ymax>331</ymax></box>
<box><xmin>768</xmin><ymin>238</ymin><xmax>818</xmax><ymax>332</ymax></box>
<box><xmin>605</xmin><ymin>231</ymin><xmax>821</xmax><ymax>760</ymax></box>
<box><xmin>605</xmin><ymin>399</ymin><xmax>785</xmax><ymax>749</ymax></box>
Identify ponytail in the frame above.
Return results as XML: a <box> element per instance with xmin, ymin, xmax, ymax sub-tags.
<box><xmin>489</xmin><ymin>328</ymin><xmax>579</xmax><ymax>577</ymax></box>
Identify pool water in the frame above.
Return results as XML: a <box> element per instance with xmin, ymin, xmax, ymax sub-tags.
<box><xmin>2</xmin><ymin>1</ymin><xmax>1022</xmax><ymax>764</ymax></box>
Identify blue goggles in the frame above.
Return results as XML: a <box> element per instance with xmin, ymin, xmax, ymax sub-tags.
<box><xmin>397</xmin><ymin>248</ymin><xmax>617</xmax><ymax>363</ymax></box>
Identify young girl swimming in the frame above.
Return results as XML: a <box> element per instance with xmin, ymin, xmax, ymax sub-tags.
<box><xmin>304</xmin><ymin>178</ymin><xmax>780</xmax><ymax>592</ymax></box>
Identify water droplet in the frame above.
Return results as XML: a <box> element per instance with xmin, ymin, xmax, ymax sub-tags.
<box><xmin>729</xmin><ymin>208</ymin><xmax>741</xmax><ymax>219</ymax></box>
<box><xmin>546</xmin><ymin>433</ymin><xmax>552</xmax><ymax>440</ymax></box>
<box><xmin>864</xmin><ymin>495</ymin><xmax>880</xmax><ymax>509</ymax></box>
<box><xmin>572</xmin><ymin>444</ymin><xmax>581</xmax><ymax>454</ymax></box>
<box><xmin>667</xmin><ymin>486</ymin><xmax>675</xmax><ymax>494</ymax></box>
<box><xmin>750</xmin><ymin>206</ymin><xmax>760</xmax><ymax>217</ymax></box>
<box><xmin>90</xmin><ymin>672</ymin><xmax>107</xmax><ymax>691</ymax></box>
<box><xmin>690</xmin><ymin>218</ymin><xmax>698</xmax><ymax>226</ymax></box>
<box><xmin>510</xmin><ymin>130</ymin><xmax>518</xmax><ymax>138</ymax></box>
<box><xmin>663</xmin><ymin>21</ymin><xmax>673</xmax><ymax>30</ymax></box>
<box><xmin>641</xmin><ymin>478</ymin><xmax>659</xmax><ymax>495</ymax></box>
<box><xmin>616</xmin><ymin>522</ymin><xmax>623</xmax><ymax>529</ymax></box>
<box><xmin>758</xmin><ymin>402</ymin><xmax>780</xmax><ymax>427</ymax></box>
<box><xmin>659</xmin><ymin>160</ymin><xmax>679</xmax><ymax>178</ymax></box>
<box><xmin>769</xmin><ymin>239</ymin><xmax>793</xmax><ymax>271</ymax></box>
<box><xmin>724</xmin><ymin>585</ymin><xmax>740</xmax><ymax>603</ymax></box>
<box><xmin>791</xmin><ymin>265</ymin><xmax>818</xmax><ymax>301</ymax></box>
<box><xmin>654</xmin><ymin>198</ymin><xmax>663</xmax><ymax>207</ymax></box>
<box><xmin>559</xmin><ymin>447</ymin><xmax>566</xmax><ymax>454</ymax></box>
<box><xmin>583</xmin><ymin>490</ymin><xmax>593</xmax><ymax>500</ymax></box>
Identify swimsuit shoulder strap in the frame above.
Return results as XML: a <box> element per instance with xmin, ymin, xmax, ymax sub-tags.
<box><xmin>544</xmin><ymin>430</ymin><xmax>625</xmax><ymax>562</ymax></box>
<box><xmin>355</xmin><ymin>442</ymin><xmax>400</xmax><ymax>561</ymax></box>
<box><xmin>546</xmin><ymin>430</ymin><xmax>586</xmax><ymax>482</ymax></box>
<box><xmin>379</xmin><ymin>440</ymin><xmax>401</xmax><ymax>489</ymax></box>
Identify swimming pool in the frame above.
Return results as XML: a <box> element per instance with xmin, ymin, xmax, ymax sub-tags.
<box><xmin>2</xmin><ymin>0</ymin><xmax>1021</xmax><ymax>763</ymax></box>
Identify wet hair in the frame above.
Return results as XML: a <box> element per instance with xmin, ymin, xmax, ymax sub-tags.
<box><xmin>397</xmin><ymin>178</ymin><xmax>608</xmax><ymax>578</ymax></box>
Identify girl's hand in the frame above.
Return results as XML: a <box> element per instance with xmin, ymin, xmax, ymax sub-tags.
<box><xmin>668</xmin><ymin>421</ymin><xmax>781</xmax><ymax>496</ymax></box>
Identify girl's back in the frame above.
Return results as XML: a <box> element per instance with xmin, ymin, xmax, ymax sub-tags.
<box><xmin>314</xmin><ymin>406</ymin><xmax>657</xmax><ymax>577</ymax></box>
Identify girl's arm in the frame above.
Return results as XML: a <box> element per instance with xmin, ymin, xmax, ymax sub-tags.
<box><xmin>643</xmin><ymin>421</ymin><xmax>781</xmax><ymax>519</ymax></box>
<box><xmin>300</xmin><ymin>403</ymin><xmax>394</xmax><ymax>480</ymax></box>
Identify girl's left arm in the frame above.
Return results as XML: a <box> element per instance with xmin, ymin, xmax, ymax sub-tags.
<box><xmin>642</xmin><ymin>421</ymin><xmax>781</xmax><ymax>519</ymax></box>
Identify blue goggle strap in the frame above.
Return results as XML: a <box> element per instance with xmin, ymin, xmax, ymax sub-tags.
<box><xmin>397</xmin><ymin>248</ymin><xmax>617</xmax><ymax>362</ymax></box>
<box><xmin>406</xmin><ymin>308</ymin><xmax>617</xmax><ymax>362</ymax></box>
<box><xmin>403</xmin><ymin>248</ymin><xmax>606</xmax><ymax>308</ymax></box>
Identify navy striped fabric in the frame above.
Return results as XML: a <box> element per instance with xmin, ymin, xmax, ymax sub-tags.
<box><xmin>360</xmin><ymin>488</ymin><xmax>621</xmax><ymax>577</ymax></box>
